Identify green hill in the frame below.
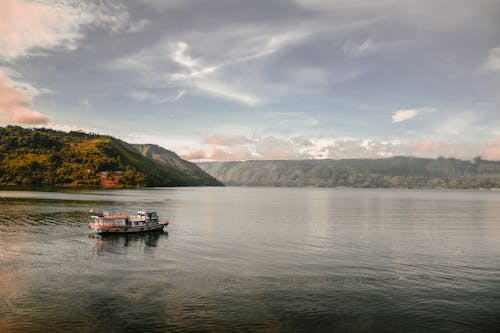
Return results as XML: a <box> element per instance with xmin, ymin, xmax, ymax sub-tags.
<box><xmin>0</xmin><ymin>126</ymin><xmax>222</xmax><ymax>187</ymax></box>
<box><xmin>198</xmin><ymin>157</ymin><xmax>500</xmax><ymax>189</ymax></box>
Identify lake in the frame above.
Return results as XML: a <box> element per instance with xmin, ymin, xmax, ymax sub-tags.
<box><xmin>1</xmin><ymin>187</ymin><xmax>500</xmax><ymax>332</ymax></box>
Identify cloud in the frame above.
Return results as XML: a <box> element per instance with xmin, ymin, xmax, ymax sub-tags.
<box><xmin>179</xmin><ymin>135</ymin><xmax>315</xmax><ymax>161</ymax></box>
<box><xmin>193</xmin><ymin>80</ymin><xmax>261</xmax><ymax>106</ymax></box>
<box><xmin>392</xmin><ymin>107</ymin><xmax>436</xmax><ymax>123</ymax></box>
<box><xmin>110</xmin><ymin>25</ymin><xmax>311</xmax><ymax>106</ymax></box>
<box><xmin>170</xmin><ymin>41</ymin><xmax>201</xmax><ymax>70</ymax></box>
<box><xmin>33</xmin><ymin>122</ymin><xmax>102</xmax><ymax>134</ymax></box>
<box><xmin>484</xmin><ymin>144</ymin><xmax>500</xmax><ymax>160</ymax></box>
<box><xmin>205</xmin><ymin>135</ymin><xmax>251</xmax><ymax>146</ymax></box>
<box><xmin>342</xmin><ymin>38</ymin><xmax>406</xmax><ymax>58</ymax></box>
<box><xmin>291</xmin><ymin>0</ymin><xmax>390</xmax><ymax>11</ymax></box>
<box><xmin>2</xmin><ymin>0</ymin><xmax>499</xmax><ymax>148</ymax></box>
<box><xmin>433</xmin><ymin>112</ymin><xmax>480</xmax><ymax>137</ymax></box>
<box><xmin>127</xmin><ymin>19</ymin><xmax>151</xmax><ymax>33</ymax></box>
<box><xmin>343</xmin><ymin>38</ymin><xmax>377</xmax><ymax>57</ymax></box>
<box><xmin>323</xmin><ymin>139</ymin><xmax>500</xmax><ymax>161</ymax></box>
<box><xmin>177</xmin><ymin>133</ymin><xmax>500</xmax><ymax>162</ymax></box>
<box><xmin>0</xmin><ymin>0</ymin><xmax>129</xmax><ymax>61</ymax></box>
<box><xmin>254</xmin><ymin>136</ymin><xmax>306</xmax><ymax>159</ymax></box>
<box><xmin>0</xmin><ymin>0</ymin><xmax>129</xmax><ymax>126</ymax></box>
<box><xmin>166</xmin><ymin>41</ymin><xmax>263</xmax><ymax>106</ymax></box>
<box><xmin>392</xmin><ymin>109</ymin><xmax>418</xmax><ymax>123</ymax></box>
<box><xmin>0</xmin><ymin>69</ymin><xmax>48</xmax><ymax>125</ymax></box>
<box><xmin>78</xmin><ymin>99</ymin><xmax>91</xmax><ymax>109</ymax></box>
<box><xmin>0</xmin><ymin>0</ymin><xmax>79</xmax><ymax>60</ymax></box>
<box><xmin>129</xmin><ymin>90</ymin><xmax>185</xmax><ymax>104</ymax></box>
<box><xmin>180</xmin><ymin>146</ymin><xmax>256</xmax><ymax>162</ymax></box>
<box><xmin>480</xmin><ymin>46</ymin><xmax>500</xmax><ymax>72</ymax></box>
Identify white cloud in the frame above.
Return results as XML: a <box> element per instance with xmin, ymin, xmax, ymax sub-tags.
<box><xmin>434</xmin><ymin>112</ymin><xmax>479</xmax><ymax>137</ymax></box>
<box><xmin>0</xmin><ymin>0</ymin><xmax>129</xmax><ymax>61</ymax></box>
<box><xmin>109</xmin><ymin>25</ymin><xmax>311</xmax><ymax>106</ymax></box>
<box><xmin>480</xmin><ymin>46</ymin><xmax>500</xmax><ymax>72</ymax></box>
<box><xmin>392</xmin><ymin>107</ymin><xmax>436</xmax><ymax>123</ymax></box>
<box><xmin>231</xmin><ymin>31</ymin><xmax>308</xmax><ymax>64</ymax></box>
<box><xmin>193</xmin><ymin>81</ymin><xmax>260</xmax><ymax>106</ymax></box>
<box><xmin>164</xmin><ymin>35</ymin><xmax>311</xmax><ymax>106</ymax></box>
<box><xmin>343</xmin><ymin>38</ymin><xmax>376</xmax><ymax>57</ymax></box>
<box><xmin>34</xmin><ymin>122</ymin><xmax>102</xmax><ymax>134</ymax></box>
<box><xmin>171</xmin><ymin>41</ymin><xmax>200</xmax><ymax>70</ymax></box>
<box><xmin>129</xmin><ymin>90</ymin><xmax>185</xmax><ymax>104</ymax></box>
<box><xmin>392</xmin><ymin>109</ymin><xmax>418</xmax><ymax>123</ymax></box>
<box><xmin>177</xmin><ymin>134</ymin><xmax>500</xmax><ymax>161</ymax></box>
<box><xmin>342</xmin><ymin>38</ymin><xmax>405</xmax><ymax>58</ymax></box>
<box><xmin>0</xmin><ymin>0</ymin><xmax>129</xmax><ymax>125</ymax></box>
<box><xmin>163</xmin><ymin>41</ymin><xmax>262</xmax><ymax>105</ymax></box>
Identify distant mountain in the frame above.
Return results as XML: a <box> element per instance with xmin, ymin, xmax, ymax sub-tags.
<box><xmin>0</xmin><ymin>126</ymin><xmax>222</xmax><ymax>187</ymax></box>
<box><xmin>198</xmin><ymin>157</ymin><xmax>500</xmax><ymax>189</ymax></box>
<box><xmin>132</xmin><ymin>144</ymin><xmax>222</xmax><ymax>186</ymax></box>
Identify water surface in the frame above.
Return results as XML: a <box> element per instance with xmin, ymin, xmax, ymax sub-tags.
<box><xmin>1</xmin><ymin>187</ymin><xmax>500</xmax><ymax>332</ymax></box>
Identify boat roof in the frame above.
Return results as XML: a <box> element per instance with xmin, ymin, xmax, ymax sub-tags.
<box><xmin>100</xmin><ymin>215</ymin><xmax>129</xmax><ymax>219</ymax></box>
<box><xmin>137</xmin><ymin>210</ymin><xmax>156</xmax><ymax>214</ymax></box>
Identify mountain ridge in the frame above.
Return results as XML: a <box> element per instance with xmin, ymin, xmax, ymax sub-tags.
<box><xmin>197</xmin><ymin>157</ymin><xmax>500</xmax><ymax>189</ymax></box>
<box><xmin>132</xmin><ymin>143</ymin><xmax>222</xmax><ymax>186</ymax></box>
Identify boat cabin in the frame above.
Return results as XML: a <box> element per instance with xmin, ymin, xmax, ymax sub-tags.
<box><xmin>136</xmin><ymin>210</ymin><xmax>159</xmax><ymax>223</ymax></box>
<box><xmin>92</xmin><ymin>215</ymin><xmax>130</xmax><ymax>226</ymax></box>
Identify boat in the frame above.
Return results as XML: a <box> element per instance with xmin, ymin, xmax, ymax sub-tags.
<box><xmin>89</xmin><ymin>210</ymin><xmax>169</xmax><ymax>234</ymax></box>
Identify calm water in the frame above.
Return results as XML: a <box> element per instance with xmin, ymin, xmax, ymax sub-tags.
<box><xmin>1</xmin><ymin>187</ymin><xmax>500</xmax><ymax>332</ymax></box>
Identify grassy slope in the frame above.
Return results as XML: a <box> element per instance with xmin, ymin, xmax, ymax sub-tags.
<box><xmin>0</xmin><ymin>126</ymin><xmax>221</xmax><ymax>187</ymax></box>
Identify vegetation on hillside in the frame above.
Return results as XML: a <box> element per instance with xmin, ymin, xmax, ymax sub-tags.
<box><xmin>198</xmin><ymin>157</ymin><xmax>500</xmax><ymax>189</ymax></box>
<box><xmin>0</xmin><ymin>126</ymin><xmax>221</xmax><ymax>187</ymax></box>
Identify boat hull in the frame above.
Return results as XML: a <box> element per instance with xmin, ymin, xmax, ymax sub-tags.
<box><xmin>90</xmin><ymin>223</ymin><xmax>168</xmax><ymax>234</ymax></box>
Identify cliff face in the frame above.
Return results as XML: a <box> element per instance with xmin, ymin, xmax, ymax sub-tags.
<box><xmin>0</xmin><ymin>126</ymin><xmax>222</xmax><ymax>187</ymax></box>
<box><xmin>198</xmin><ymin>157</ymin><xmax>500</xmax><ymax>188</ymax></box>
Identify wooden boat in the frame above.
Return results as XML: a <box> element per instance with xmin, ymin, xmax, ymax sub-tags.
<box><xmin>89</xmin><ymin>210</ymin><xmax>169</xmax><ymax>234</ymax></box>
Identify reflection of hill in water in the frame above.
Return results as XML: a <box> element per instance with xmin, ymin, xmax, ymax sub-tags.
<box><xmin>90</xmin><ymin>232</ymin><xmax>167</xmax><ymax>253</ymax></box>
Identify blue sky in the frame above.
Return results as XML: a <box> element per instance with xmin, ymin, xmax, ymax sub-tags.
<box><xmin>1</xmin><ymin>0</ymin><xmax>500</xmax><ymax>160</ymax></box>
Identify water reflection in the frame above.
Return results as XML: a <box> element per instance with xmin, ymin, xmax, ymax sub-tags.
<box><xmin>89</xmin><ymin>231</ymin><xmax>168</xmax><ymax>253</ymax></box>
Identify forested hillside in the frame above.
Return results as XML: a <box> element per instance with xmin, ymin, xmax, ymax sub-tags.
<box><xmin>0</xmin><ymin>126</ymin><xmax>222</xmax><ymax>187</ymax></box>
<box><xmin>198</xmin><ymin>157</ymin><xmax>500</xmax><ymax>189</ymax></box>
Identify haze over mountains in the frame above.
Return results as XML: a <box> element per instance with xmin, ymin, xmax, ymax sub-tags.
<box><xmin>198</xmin><ymin>158</ymin><xmax>500</xmax><ymax>189</ymax></box>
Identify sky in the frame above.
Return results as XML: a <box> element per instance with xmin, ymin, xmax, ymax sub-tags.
<box><xmin>1</xmin><ymin>0</ymin><xmax>500</xmax><ymax>161</ymax></box>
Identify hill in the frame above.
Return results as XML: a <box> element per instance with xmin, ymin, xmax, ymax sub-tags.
<box><xmin>198</xmin><ymin>157</ymin><xmax>500</xmax><ymax>189</ymax></box>
<box><xmin>132</xmin><ymin>144</ymin><xmax>221</xmax><ymax>186</ymax></box>
<box><xmin>0</xmin><ymin>126</ymin><xmax>222</xmax><ymax>187</ymax></box>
